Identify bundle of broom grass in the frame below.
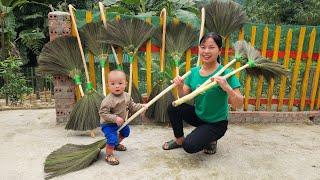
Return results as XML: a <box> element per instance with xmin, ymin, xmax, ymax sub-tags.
<box><xmin>172</xmin><ymin>40</ymin><xmax>290</xmax><ymax>106</ymax></box>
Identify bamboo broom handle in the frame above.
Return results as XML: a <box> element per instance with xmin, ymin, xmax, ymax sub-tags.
<box><xmin>79</xmin><ymin>84</ymin><xmax>84</xmax><ymax>97</ymax></box>
<box><xmin>111</xmin><ymin>45</ymin><xmax>122</xmax><ymax>67</ymax></box>
<box><xmin>173</xmin><ymin>58</ymin><xmax>235</xmax><ymax>98</ymax></box>
<box><xmin>198</xmin><ymin>58</ymin><xmax>237</xmax><ymax>90</ymax></box>
<box><xmin>160</xmin><ymin>8</ymin><xmax>166</xmax><ymax>72</ymax></box>
<box><xmin>102</xmin><ymin>67</ymin><xmax>106</xmax><ymax>96</ymax></box>
<box><xmin>197</xmin><ymin>7</ymin><xmax>205</xmax><ymax>66</ymax></box>
<box><xmin>118</xmin><ymin>71</ymin><xmax>192</xmax><ymax>131</ymax></box>
<box><xmin>99</xmin><ymin>2</ymin><xmax>106</xmax><ymax>27</ymax></box>
<box><xmin>173</xmin><ymin>64</ymin><xmax>249</xmax><ymax>107</ymax></box>
<box><xmin>68</xmin><ymin>5</ymin><xmax>90</xmax><ymax>82</ymax></box>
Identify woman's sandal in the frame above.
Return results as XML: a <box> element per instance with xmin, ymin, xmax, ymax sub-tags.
<box><xmin>162</xmin><ymin>139</ymin><xmax>182</xmax><ymax>150</ymax></box>
<box><xmin>203</xmin><ymin>141</ymin><xmax>217</xmax><ymax>155</ymax></box>
<box><xmin>115</xmin><ymin>144</ymin><xmax>127</xmax><ymax>151</ymax></box>
<box><xmin>105</xmin><ymin>154</ymin><xmax>120</xmax><ymax>165</ymax></box>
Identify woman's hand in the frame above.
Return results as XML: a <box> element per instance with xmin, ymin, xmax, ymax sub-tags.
<box><xmin>211</xmin><ymin>76</ymin><xmax>232</xmax><ymax>92</ymax></box>
<box><xmin>173</xmin><ymin>76</ymin><xmax>184</xmax><ymax>89</ymax></box>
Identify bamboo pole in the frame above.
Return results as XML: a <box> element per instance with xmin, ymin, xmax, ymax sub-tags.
<box><xmin>236</xmin><ymin>28</ymin><xmax>244</xmax><ymax>78</ymax></box>
<box><xmin>173</xmin><ymin>64</ymin><xmax>250</xmax><ymax>107</ymax></box>
<box><xmin>172</xmin><ymin>60</ymin><xmax>238</xmax><ymax>107</ymax></box>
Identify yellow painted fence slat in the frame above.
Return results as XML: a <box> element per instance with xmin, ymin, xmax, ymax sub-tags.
<box><xmin>244</xmin><ymin>26</ymin><xmax>256</xmax><ymax>111</ymax></box>
<box><xmin>288</xmin><ymin>27</ymin><xmax>306</xmax><ymax>111</ymax></box>
<box><xmin>300</xmin><ymin>28</ymin><xmax>316</xmax><ymax>110</ymax></box>
<box><xmin>277</xmin><ymin>29</ymin><xmax>293</xmax><ymax>111</ymax></box>
<box><xmin>310</xmin><ymin>46</ymin><xmax>320</xmax><ymax>110</ymax></box>
<box><xmin>255</xmin><ymin>26</ymin><xmax>269</xmax><ymax>110</ymax></box>
<box><xmin>266</xmin><ymin>26</ymin><xmax>281</xmax><ymax>111</ymax></box>
<box><xmin>236</xmin><ymin>28</ymin><xmax>244</xmax><ymax>78</ymax></box>
<box><xmin>86</xmin><ymin>11</ymin><xmax>96</xmax><ymax>89</ymax></box>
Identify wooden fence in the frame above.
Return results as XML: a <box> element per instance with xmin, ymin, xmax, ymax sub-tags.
<box><xmin>71</xmin><ymin>10</ymin><xmax>320</xmax><ymax>112</ymax></box>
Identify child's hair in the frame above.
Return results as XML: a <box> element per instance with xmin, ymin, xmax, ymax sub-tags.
<box><xmin>108</xmin><ymin>70</ymin><xmax>126</xmax><ymax>80</ymax></box>
<box><xmin>199</xmin><ymin>32</ymin><xmax>223</xmax><ymax>64</ymax></box>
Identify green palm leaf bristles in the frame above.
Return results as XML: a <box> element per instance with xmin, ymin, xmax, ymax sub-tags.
<box><xmin>100</xmin><ymin>18</ymin><xmax>156</xmax><ymax>55</ymax></box>
<box><xmin>44</xmin><ymin>139</ymin><xmax>106</xmax><ymax>180</ymax></box>
<box><xmin>204</xmin><ymin>0</ymin><xmax>248</xmax><ymax>37</ymax></box>
<box><xmin>80</xmin><ymin>21</ymin><xmax>110</xmax><ymax>56</ymax></box>
<box><xmin>153</xmin><ymin>22</ymin><xmax>199</xmax><ymax>65</ymax></box>
<box><xmin>65</xmin><ymin>90</ymin><xmax>103</xmax><ymax>131</ymax></box>
<box><xmin>38</xmin><ymin>36</ymin><xmax>83</xmax><ymax>79</ymax></box>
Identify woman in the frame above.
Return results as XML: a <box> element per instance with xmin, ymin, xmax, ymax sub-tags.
<box><xmin>162</xmin><ymin>33</ymin><xmax>244</xmax><ymax>154</ymax></box>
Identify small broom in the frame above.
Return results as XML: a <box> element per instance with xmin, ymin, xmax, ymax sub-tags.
<box><xmin>38</xmin><ymin>36</ymin><xmax>84</xmax><ymax>96</ymax></box>
<box><xmin>65</xmin><ymin>5</ymin><xmax>104</xmax><ymax>136</ymax></box>
<box><xmin>172</xmin><ymin>40</ymin><xmax>290</xmax><ymax>106</ymax></box>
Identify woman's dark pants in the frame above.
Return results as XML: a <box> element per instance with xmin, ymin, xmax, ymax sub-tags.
<box><xmin>167</xmin><ymin>103</ymin><xmax>228</xmax><ymax>154</ymax></box>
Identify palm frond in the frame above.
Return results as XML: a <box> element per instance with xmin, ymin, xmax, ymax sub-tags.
<box><xmin>153</xmin><ymin>22</ymin><xmax>198</xmax><ymax>61</ymax></box>
<box><xmin>38</xmin><ymin>36</ymin><xmax>83</xmax><ymax>79</ymax></box>
<box><xmin>205</xmin><ymin>0</ymin><xmax>248</xmax><ymax>37</ymax></box>
<box><xmin>44</xmin><ymin>139</ymin><xmax>106</xmax><ymax>180</ymax></box>
<box><xmin>100</xmin><ymin>18</ymin><xmax>155</xmax><ymax>55</ymax></box>
<box><xmin>80</xmin><ymin>22</ymin><xmax>110</xmax><ymax>56</ymax></box>
<box><xmin>65</xmin><ymin>91</ymin><xmax>104</xmax><ymax>131</ymax></box>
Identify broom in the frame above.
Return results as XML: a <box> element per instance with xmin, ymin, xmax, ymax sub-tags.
<box><xmin>37</xmin><ymin>36</ymin><xmax>84</xmax><ymax>96</ymax></box>
<box><xmin>65</xmin><ymin>5</ymin><xmax>104</xmax><ymax>136</ymax></box>
<box><xmin>80</xmin><ymin>21</ymin><xmax>110</xmax><ymax>96</ymax></box>
<box><xmin>204</xmin><ymin>0</ymin><xmax>248</xmax><ymax>38</ymax></box>
<box><xmin>172</xmin><ymin>40</ymin><xmax>290</xmax><ymax>106</ymax></box>
<box><xmin>44</xmin><ymin>139</ymin><xmax>106</xmax><ymax>179</ymax></box>
<box><xmin>145</xmin><ymin>8</ymin><xmax>175</xmax><ymax>123</ymax></box>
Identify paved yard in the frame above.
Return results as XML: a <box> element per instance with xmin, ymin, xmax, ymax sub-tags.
<box><xmin>0</xmin><ymin>109</ymin><xmax>319</xmax><ymax>180</ymax></box>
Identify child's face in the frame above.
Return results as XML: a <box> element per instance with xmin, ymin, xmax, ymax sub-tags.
<box><xmin>108</xmin><ymin>72</ymin><xmax>127</xmax><ymax>95</ymax></box>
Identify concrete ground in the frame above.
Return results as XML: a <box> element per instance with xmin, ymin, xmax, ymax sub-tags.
<box><xmin>0</xmin><ymin>109</ymin><xmax>319</xmax><ymax>180</ymax></box>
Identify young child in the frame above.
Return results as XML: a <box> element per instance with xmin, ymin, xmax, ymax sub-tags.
<box><xmin>99</xmin><ymin>70</ymin><xmax>145</xmax><ymax>165</ymax></box>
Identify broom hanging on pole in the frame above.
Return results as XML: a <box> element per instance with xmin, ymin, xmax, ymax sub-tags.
<box><xmin>65</xmin><ymin>5</ymin><xmax>104</xmax><ymax>137</ymax></box>
<box><xmin>172</xmin><ymin>41</ymin><xmax>290</xmax><ymax>107</ymax></box>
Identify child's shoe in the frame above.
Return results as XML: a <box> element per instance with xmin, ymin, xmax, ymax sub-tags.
<box><xmin>105</xmin><ymin>154</ymin><xmax>120</xmax><ymax>165</ymax></box>
<box><xmin>203</xmin><ymin>141</ymin><xmax>217</xmax><ymax>155</ymax></box>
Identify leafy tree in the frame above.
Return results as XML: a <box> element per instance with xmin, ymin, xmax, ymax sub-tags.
<box><xmin>0</xmin><ymin>54</ymin><xmax>32</xmax><ymax>105</ymax></box>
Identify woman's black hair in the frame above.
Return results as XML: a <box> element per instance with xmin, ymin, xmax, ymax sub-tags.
<box><xmin>199</xmin><ymin>32</ymin><xmax>223</xmax><ymax>64</ymax></box>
